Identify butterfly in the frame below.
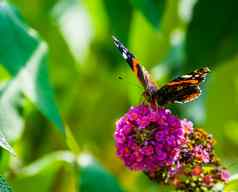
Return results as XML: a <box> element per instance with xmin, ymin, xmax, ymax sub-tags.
<box><xmin>112</xmin><ymin>36</ymin><xmax>210</xmax><ymax>106</ymax></box>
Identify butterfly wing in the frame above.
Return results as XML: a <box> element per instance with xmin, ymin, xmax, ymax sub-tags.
<box><xmin>112</xmin><ymin>36</ymin><xmax>158</xmax><ymax>94</ymax></box>
<box><xmin>156</xmin><ymin>67</ymin><xmax>210</xmax><ymax>105</ymax></box>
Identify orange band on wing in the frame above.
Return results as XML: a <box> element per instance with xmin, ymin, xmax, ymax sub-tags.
<box><xmin>131</xmin><ymin>58</ymin><xmax>146</xmax><ymax>88</ymax></box>
<box><xmin>132</xmin><ymin>58</ymin><xmax>139</xmax><ymax>72</ymax></box>
<box><xmin>167</xmin><ymin>79</ymin><xmax>199</xmax><ymax>86</ymax></box>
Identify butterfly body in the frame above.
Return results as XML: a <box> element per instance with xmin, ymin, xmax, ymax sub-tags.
<box><xmin>112</xmin><ymin>36</ymin><xmax>210</xmax><ymax>106</ymax></box>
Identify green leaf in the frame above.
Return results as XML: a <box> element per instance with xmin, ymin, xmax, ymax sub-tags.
<box><xmin>16</xmin><ymin>42</ymin><xmax>64</xmax><ymax>132</ymax></box>
<box><xmin>185</xmin><ymin>0</ymin><xmax>238</xmax><ymax>70</ymax></box>
<box><xmin>0</xmin><ymin>132</ymin><xmax>16</xmax><ymax>156</ymax></box>
<box><xmin>78</xmin><ymin>154</ymin><xmax>124</xmax><ymax>192</ymax></box>
<box><xmin>0</xmin><ymin>1</ymin><xmax>64</xmax><ymax>132</ymax></box>
<box><xmin>0</xmin><ymin>176</ymin><xmax>12</xmax><ymax>192</ymax></box>
<box><xmin>11</xmin><ymin>151</ymin><xmax>75</xmax><ymax>192</ymax></box>
<box><xmin>0</xmin><ymin>82</ymin><xmax>22</xmax><ymax>155</ymax></box>
<box><xmin>130</xmin><ymin>0</ymin><xmax>166</xmax><ymax>29</ymax></box>
<box><xmin>224</xmin><ymin>174</ymin><xmax>238</xmax><ymax>192</ymax></box>
<box><xmin>0</xmin><ymin>1</ymin><xmax>39</xmax><ymax>75</ymax></box>
<box><xmin>16</xmin><ymin>151</ymin><xmax>75</xmax><ymax>177</ymax></box>
<box><xmin>65</xmin><ymin>125</ymin><xmax>80</xmax><ymax>155</ymax></box>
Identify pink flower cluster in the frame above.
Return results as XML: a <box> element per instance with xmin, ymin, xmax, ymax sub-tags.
<box><xmin>114</xmin><ymin>104</ymin><xmax>230</xmax><ymax>191</ymax></box>
<box><xmin>114</xmin><ymin>105</ymin><xmax>186</xmax><ymax>172</ymax></box>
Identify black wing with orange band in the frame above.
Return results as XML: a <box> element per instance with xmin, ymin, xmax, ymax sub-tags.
<box><xmin>156</xmin><ymin>67</ymin><xmax>210</xmax><ymax>105</ymax></box>
<box><xmin>112</xmin><ymin>36</ymin><xmax>210</xmax><ymax>106</ymax></box>
<box><xmin>112</xmin><ymin>36</ymin><xmax>158</xmax><ymax>94</ymax></box>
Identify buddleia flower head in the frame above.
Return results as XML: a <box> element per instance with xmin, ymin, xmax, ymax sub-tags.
<box><xmin>114</xmin><ymin>104</ymin><xmax>230</xmax><ymax>191</ymax></box>
<box><xmin>114</xmin><ymin>104</ymin><xmax>187</xmax><ymax>172</ymax></box>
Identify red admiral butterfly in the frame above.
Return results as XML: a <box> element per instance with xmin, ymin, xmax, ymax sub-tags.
<box><xmin>112</xmin><ymin>36</ymin><xmax>210</xmax><ymax>106</ymax></box>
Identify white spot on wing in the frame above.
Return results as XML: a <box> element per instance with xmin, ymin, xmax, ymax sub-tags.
<box><xmin>181</xmin><ymin>74</ymin><xmax>192</xmax><ymax>78</ymax></box>
<box><xmin>122</xmin><ymin>52</ymin><xmax>127</xmax><ymax>59</ymax></box>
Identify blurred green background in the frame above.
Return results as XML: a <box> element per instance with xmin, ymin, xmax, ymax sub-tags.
<box><xmin>0</xmin><ymin>0</ymin><xmax>238</xmax><ymax>191</ymax></box>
